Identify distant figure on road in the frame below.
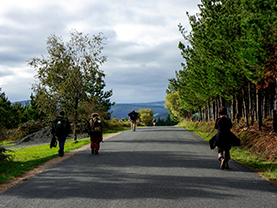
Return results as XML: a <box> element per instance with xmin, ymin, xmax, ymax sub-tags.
<box><xmin>88</xmin><ymin>113</ymin><xmax>103</xmax><ymax>155</ymax></box>
<box><xmin>210</xmin><ymin>107</ymin><xmax>240</xmax><ymax>170</ymax></box>
<box><xmin>128</xmin><ymin>110</ymin><xmax>138</xmax><ymax>131</ymax></box>
<box><xmin>153</xmin><ymin>118</ymin><xmax>156</xmax><ymax>126</ymax></box>
<box><xmin>52</xmin><ymin>110</ymin><xmax>71</xmax><ymax>157</ymax></box>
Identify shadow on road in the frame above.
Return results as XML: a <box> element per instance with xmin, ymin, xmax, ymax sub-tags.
<box><xmin>1</xmin><ymin>126</ymin><xmax>276</xmax><ymax>206</ymax></box>
<box><xmin>2</xmin><ymin>149</ymin><xmax>275</xmax><ymax>201</ymax></box>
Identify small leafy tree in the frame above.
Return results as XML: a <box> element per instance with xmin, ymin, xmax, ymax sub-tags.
<box><xmin>138</xmin><ymin>108</ymin><xmax>154</xmax><ymax>126</ymax></box>
<box><xmin>28</xmin><ymin>30</ymin><xmax>113</xmax><ymax>140</ymax></box>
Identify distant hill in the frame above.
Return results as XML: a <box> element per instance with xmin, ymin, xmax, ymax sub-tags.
<box><xmin>12</xmin><ymin>100</ymin><xmax>30</xmax><ymax>105</ymax></box>
<box><xmin>110</xmin><ymin>101</ymin><xmax>169</xmax><ymax>120</ymax></box>
<box><xmin>13</xmin><ymin>100</ymin><xmax>169</xmax><ymax>120</ymax></box>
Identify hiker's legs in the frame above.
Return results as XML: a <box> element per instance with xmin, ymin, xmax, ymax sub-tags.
<box><xmin>90</xmin><ymin>135</ymin><xmax>95</xmax><ymax>149</ymax></box>
<box><xmin>90</xmin><ymin>135</ymin><xmax>100</xmax><ymax>154</ymax></box>
<box><xmin>131</xmin><ymin>120</ymin><xmax>136</xmax><ymax>131</ymax></box>
<box><xmin>225</xmin><ymin>148</ymin><xmax>230</xmax><ymax>161</ymax></box>
<box><xmin>217</xmin><ymin>147</ymin><xmax>230</xmax><ymax>160</ymax></box>
<box><xmin>217</xmin><ymin>148</ymin><xmax>224</xmax><ymax>161</ymax></box>
<box><xmin>95</xmin><ymin>141</ymin><xmax>100</xmax><ymax>153</ymax></box>
<box><xmin>130</xmin><ymin>121</ymin><xmax>133</xmax><ymax>130</ymax></box>
<box><xmin>218</xmin><ymin>147</ymin><xmax>231</xmax><ymax>169</ymax></box>
<box><xmin>58</xmin><ymin>135</ymin><xmax>66</xmax><ymax>156</ymax></box>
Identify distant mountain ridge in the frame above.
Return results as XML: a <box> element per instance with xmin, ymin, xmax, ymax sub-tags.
<box><xmin>12</xmin><ymin>100</ymin><xmax>30</xmax><ymax>105</ymax></box>
<box><xmin>13</xmin><ymin>100</ymin><xmax>169</xmax><ymax>120</ymax></box>
<box><xmin>110</xmin><ymin>100</ymin><xmax>169</xmax><ymax>120</ymax></box>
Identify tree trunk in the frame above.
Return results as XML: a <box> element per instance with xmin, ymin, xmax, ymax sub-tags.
<box><xmin>270</xmin><ymin>83</ymin><xmax>274</xmax><ymax>114</ymax></box>
<box><xmin>263</xmin><ymin>90</ymin><xmax>267</xmax><ymax>119</ymax></box>
<box><xmin>273</xmin><ymin>110</ymin><xmax>277</xmax><ymax>132</ymax></box>
<box><xmin>220</xmin><ymin>96</ymin><xmax>226</xmax><ymax>107</ymax></box>
<box><xmin>204</xmin><ymin>104</ymin><xmax>207</xmax><ymax>121</ymax></box>
<box><xmin>190</xmin><ymin>109</ymin><xmax>193</xmax><ymax>121</ymax></box>
<box><xmin>213</xmin><ymin>101</ymin><xmax>216</xmax><ymax>121</ymax></box>
<box><xmin>256</xmin><ymin>88</ymin><xmax>262</xmax><ymax>130</ymax></box>
<box><xmin>207</xmin><ymin>100</ymin><xmax>211</xmax><ymax>121</ymax></box>
<box><xmin>73</xmin><ymin>100</ymin><xmax>79</xmax><ymax>141</ymax></box>
<box><xmin>215</xmin><ymin>98</ymin><xmax>218</xmax><ymax>119</ymax></box>
<box><xmin>231</xmin><ymin>95</ymin><xmax>236</xmax><ymax>121</ymax></box>
<box><xmin>236</xmin><ymin>94</ymin><xmax>242</xmax><ymax>123</ymax></box>
<box><xmin>217</xmin><ymin>96</ymin><xmax>220</xmax><ymax>117</ymax></box>
<box><xmin>273</xmin><ymin>80</ymin><xmax>277</xmax><ymax>131</ymax></box>
<box><xmin>199</xmin><ymin>106</ymin><xmax>202</xmax><ymax>121</ymax></box>
<box><xmin>275</xmin><ymin>79</ymin><xmax>277</xmax><ymax>110</ymax></box>
<box><xmin>253</xmin><ymin>89</ymin><xmax>257</xmax><ymax>121</ymax></box>
<box><xmin>242</xmin><ymin>88</ymin><xmax>249</xmax><ymax>128</ymax></box>
<box><xmin>248</xmin><ymin>82</ymin><xmax>254</xmax><ymax>125</ymax></box>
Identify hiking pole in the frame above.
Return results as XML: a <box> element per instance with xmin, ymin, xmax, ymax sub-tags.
<box><xmin>206</xmin><ymin>128</ymin><xmax>216</xmax><ymax>139</ymax></box>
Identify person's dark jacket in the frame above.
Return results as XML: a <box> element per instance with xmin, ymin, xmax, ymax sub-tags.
<box><xmin>51</xmin><ymin>115</ymin><xmax>71</xmax><ymax>137</ymax></box>
<box><xmin>209</xmin><ymin>116</ymin><xmax>240</xmax><ymax>149</ymax></box>
<box><xmin>128</xmin><ymin>111</ymin><xmax>138</xmax><ymax>121</ymax></box>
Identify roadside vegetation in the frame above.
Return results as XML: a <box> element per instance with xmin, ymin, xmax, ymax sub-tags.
<box><xmin>0</xmin><ymin>120</ymin><xmax>130</xmax><ymax>184</ymax></box>
<box><xmin>0</xmin><ymin>138</ymin><xmax>90</xmax><ymax>184</ymax></box>
<box><xmin>179</xmin><ymin>120</ymin><xmax>277</xmax><ymax>184</ymax></box>
<box><xmin>163</xmin><ymin>1</ymin><xmax>277</xmax><ymax>184</ymax></box>
<box><xmin>0</xmin><ymin>28</ymin><xmax>132</xmax><ymax>184</ymax></box>
<box><xmin>165</xmin><ymin>1</ymin><xmax>277</xmax><ymax>130</ymax></box>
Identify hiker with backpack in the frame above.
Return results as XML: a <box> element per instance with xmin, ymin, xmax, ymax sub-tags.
<box><xmin>88</xmin><ymin>113</ymin><xmax>103</xmax><ymax>155</ymax></box>
<box><xmin>209</xmin><ymin>107</ymin><xmax>240</xmax><ymax>170</ymax></box>
<box><xmin>52</xmin><ymin>110</ymin><xmax>71</xmax><ymax>157</ymax></box>
<box><xmin>128</xmin><ymin>109</ymin><xmax>138</xmax><ymax>131</ymax></box>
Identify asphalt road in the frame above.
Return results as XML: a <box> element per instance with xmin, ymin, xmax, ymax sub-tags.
<box><xmin>0</xmin><ymin>126</ymin><xmax>276</xmax><ymax>208</ymax></box>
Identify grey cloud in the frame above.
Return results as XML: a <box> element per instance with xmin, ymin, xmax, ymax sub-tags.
<box><xmin>4</xmin><ymin>5</ymin><xmax>71</xmax><ymax>28</ymax></box>
<box><xmin>0</xmin><ymin>0</ymin><xmax>201</xmax><ymax>103</ymax></box>
<box><xmin>0</xmin><ymin>69</ymin><xmax>14</xmax><ymax>77</ymax></box>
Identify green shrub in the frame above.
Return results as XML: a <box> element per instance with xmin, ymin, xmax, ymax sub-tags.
<box><xmin>0</xmin><ymin>145</ymin><xmax>14</xmax><ymax>165</ymax></box>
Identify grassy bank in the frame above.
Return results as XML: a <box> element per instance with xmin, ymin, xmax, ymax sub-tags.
<box><xmin>0</xmin><ymin>126</ymin><xmax>130</xmax><ymax>184</ymax></box>
<box><xmin>178</xmin><ymin>120</ymin><xmax>277</xmax><ymax>184</ymax></box>
<box><xmin>0</xmin><ymin>138</ymin><xmax>91</xmax><ymax>184</ymax></box>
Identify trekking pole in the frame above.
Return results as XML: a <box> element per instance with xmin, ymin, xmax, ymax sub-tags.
<box><xmin>206</xmin><ymin>128</ymin><xmax>216</xmax><ymax>139</ymax></box>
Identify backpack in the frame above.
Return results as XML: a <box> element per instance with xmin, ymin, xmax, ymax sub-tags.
<box><xmin>89</xmin><ymin>116</ymin><xmax>102</xmax><ymax>134</ymax></box>
<box><xmin>129</xmin><ymin>112</ymin><xmax>137</xmax><ymax>121</ymax></box>
<box><xmin>53</xmin><ymin>116</ymin><xmax>69</xmax><ymax>136</ymax></box>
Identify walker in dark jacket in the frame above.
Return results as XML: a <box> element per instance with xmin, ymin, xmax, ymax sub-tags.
<box><xmin>211</xmin><ymin>116</ymin><xmax>240</xmax><ymax>149</ymax></box>
<box><xmin>209</xmin><ymin>107</ymin><xmax>240</xmax><ymax>169</ymax></box>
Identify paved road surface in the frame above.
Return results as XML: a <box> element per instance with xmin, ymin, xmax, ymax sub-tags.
<box><xmin>0</xmin><ymin>126</ymin><xmax>276</xmax><ymax>207</ymax></box>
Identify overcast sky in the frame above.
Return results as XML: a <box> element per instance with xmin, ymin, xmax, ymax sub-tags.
<box><xmin>0</xmin><ymin>0</ymin><xmax>201</xmax><ymax>103</ymax></box>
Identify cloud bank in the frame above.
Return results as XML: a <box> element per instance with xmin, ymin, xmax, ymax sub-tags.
<box><xmin>0</xmin><ymin>0</ymin><xmax>201</xmax><ymax>103</ymax></box>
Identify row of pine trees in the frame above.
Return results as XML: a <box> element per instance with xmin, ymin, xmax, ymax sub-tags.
<box><xmin>165</xmin><ymin>0</ymin><xmax>277</xmax><ymax>129</ymax></box>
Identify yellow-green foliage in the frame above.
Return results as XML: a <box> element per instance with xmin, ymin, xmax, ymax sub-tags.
<box><xmin>138</xmin><ymin>108</ymin><xmax>154</xmax><ymax>126</ymax></box>
<box><xmin>140</xmin><ymin>113</ymin><xmax>153</xmax><ymax>126</ymax></box>
<box><xmin>164</xmin><ymin>91</ymin><xmax>188</xmax><ymax>120</ymax></box>
<box><xmin>103</xmin><ymin>119</ymin><xmax>130</xmax><ymax>133</ymax></box>
<box><xmin>138</xmin><ymin>108</ymin><xmax>153</xmax><ymax>116</ymax></box>
<box><xmin>178</xmin><ymin>120</ymin><xmax>215</xmax><ymax>140</ymax></box>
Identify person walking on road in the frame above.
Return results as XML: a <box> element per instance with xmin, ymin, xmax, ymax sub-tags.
<box><xmin>88</xmin><ymin>113</ymin><xmax>103</xmax><ymax>155</ymax></box>
<box><xmin>128</xmin><ymin>109</ymin><xmax>138</xmax><ymax>131</ymax></box>
<box><xmin>210</xmin><ymin>107</ymin><xmax>240</xmax><ymax>170</ymax></box>
<box><xmin>52</xmin><ymin>110</ymin><xmax>71</xmax><ymax>157</ymax></box>
<box><xmin>152</xmin><ymin>118</ymin><xmax>156</xmax><ymax>126</ymax></box>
